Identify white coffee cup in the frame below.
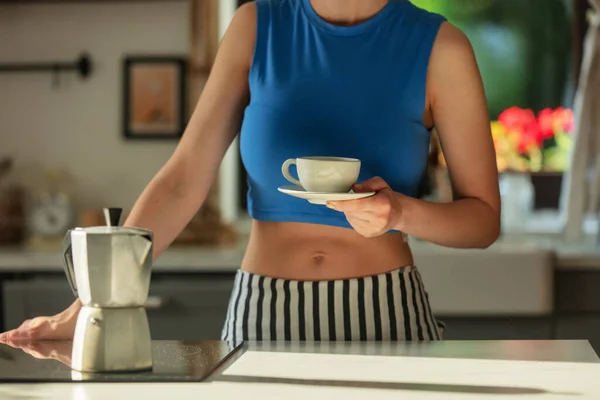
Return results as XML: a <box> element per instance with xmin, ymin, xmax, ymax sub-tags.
<box><xmin>281</xmin><ymin>156</ymin><xmax>361</xmax><ymax>193</ymax></box>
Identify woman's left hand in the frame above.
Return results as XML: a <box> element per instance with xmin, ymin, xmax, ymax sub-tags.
<box><xmin>327</xmin><ymin>177</ymin><xmax>403</xmax><ymax>238</ymax></box>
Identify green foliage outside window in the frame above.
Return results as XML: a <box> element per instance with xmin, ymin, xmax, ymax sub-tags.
<box><xmin>411</xmin><ymin>0</ymin><xmax>573</xmax><ymax>119</ymax></box>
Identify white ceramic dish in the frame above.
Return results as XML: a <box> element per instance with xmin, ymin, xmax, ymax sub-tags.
<box><xmin>277</xmin><ymin>185</ymin><xmax>375</xmax><ymax>205</ymax></box>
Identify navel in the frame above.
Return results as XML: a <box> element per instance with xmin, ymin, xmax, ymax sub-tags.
<box><xmin>310</xmin><ymin>252</ymin><xmax>327</xmax><ymax>266</ymax></box>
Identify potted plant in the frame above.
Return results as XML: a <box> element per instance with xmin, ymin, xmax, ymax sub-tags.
<box><xmin>493</xmin><ymin>106</ymin><xmax>575</xmax><ymax>209</ymax></box>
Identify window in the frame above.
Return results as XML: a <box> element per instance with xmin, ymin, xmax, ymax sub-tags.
<box><xmin>415</xmin><ymin>0</ymin><xmax>589</xmax><ymax>210</ymax></box>
<box><xmin>413</xmin><ymin>0</ymin><xmax>575</xmax><ymax>118</ymax></box>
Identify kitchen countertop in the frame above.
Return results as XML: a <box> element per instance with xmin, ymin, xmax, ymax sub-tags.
<box><xmin>1</xmin><ymin>211</ymin><xmax>600</xmax><ymax>272</ymax></box>
<box><xmin>0</xmin><ymin>241</ymin><xmax>249</xmax><ymax>273</ymax></box>
<box><xmin>0</xmin><ymin>340</ymin><xmax>598</xmax><ymax>399</ymax></box>
<box><xmin>0</xmin><ymin>231</ymin><xmax>599</xmax><ymax>272</ymax></box>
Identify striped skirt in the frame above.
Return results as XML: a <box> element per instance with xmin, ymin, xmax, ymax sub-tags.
<box><xmin>221</xmin><ymin>265</ymin><xmax>444</xmax><ymax>343</ymax></box>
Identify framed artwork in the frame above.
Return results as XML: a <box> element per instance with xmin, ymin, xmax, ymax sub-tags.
<box><xmin>123</xmin><ymin>56</ymin><xmax>187</xmax><ymax>139</ymax></box>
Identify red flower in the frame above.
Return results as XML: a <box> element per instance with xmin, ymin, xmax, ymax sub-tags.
<box><xmin>519</xmin><ymin>120</ymin><xmax>543</xmax><ymax>153</ymax></box>
<box><xmin>499</xmin><ymin>106</ymin><xmax>537</xmax><ymax>132</ymax></box>
<box><xmin>537</xmin><ymin>108</ymin><xmax>555</xmax><ymax>140</ymax></box>
<box><xmin>553</xmin><ymin>107</ymin><xmax>575</xmax><ymax>133</ymax></box>
<box><xmin>499</xmin><ymin>106</ymin><xmax>542</xmax><ymax>153</ymax></box>
<box><xmin>497</xmin><ymin>106</ymin><xmax>575</xmax><ymax>155</ymax></box>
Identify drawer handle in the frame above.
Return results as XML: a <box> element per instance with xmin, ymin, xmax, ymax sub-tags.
<box><xmin>144</xmin><ymin>296</ymin><xmax>168</xmax><ymax>309</ymax></box>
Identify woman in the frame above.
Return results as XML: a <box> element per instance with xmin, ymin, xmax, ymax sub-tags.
<box><xmin>0</xmin><ymin>0</ymin><xmax>500</xmax><ymax>344</ymax></box>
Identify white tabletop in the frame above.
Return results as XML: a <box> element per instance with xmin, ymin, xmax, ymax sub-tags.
<box><xmin>0</xmin><ymin>340</ymin><xmax>598</xmax><ymax>400</ymax></box>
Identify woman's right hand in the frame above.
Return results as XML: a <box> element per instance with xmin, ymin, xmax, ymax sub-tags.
<box><xmin>0</xmin><ymin>299</ymin><xmax>80</xmax><ymax>342</ymax></box>
<box><xmin>5</xmin><ymin>339</ymin><xmax>73</xmax><ymax>367</ymax></box>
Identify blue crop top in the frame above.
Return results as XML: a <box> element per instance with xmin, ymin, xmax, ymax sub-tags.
<box><xmin>239</xmin><ymin>0</ymin><xmax>446</xmax><ymax>229</ymax></box>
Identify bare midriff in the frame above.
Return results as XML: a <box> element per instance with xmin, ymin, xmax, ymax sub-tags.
<box><xmin>240</xmin><ymin>220</ymin><xmax>414</xmax><ymax>281</ymax></box>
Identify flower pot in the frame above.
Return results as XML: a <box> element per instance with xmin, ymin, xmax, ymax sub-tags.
<box><xmin>499</xmin><ymin>172</ymin><xmax>534</xmax><ymax>230</ymax></box>
<box><xmin>530</xmin><ymin>172</ymin><xmax>563</xmax><ymax>210</ymax></box>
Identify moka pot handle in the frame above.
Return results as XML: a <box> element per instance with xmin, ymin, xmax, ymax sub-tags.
<box><xmin>62</xmin><ymin>229</ymin><xmax>78</xmax><ymax>297</ymax></box>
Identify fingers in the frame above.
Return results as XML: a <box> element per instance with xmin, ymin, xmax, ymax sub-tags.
<box><xmin>18</xmin><ymin>345</ymin><xmax>47</xmax><ymax>360</ymax></box>
<box><xmin>346</xmin><ymin>217</ymin><xmax>369</xmax><ymax>231</ymax></box>
<box><xmin>327</xmin><ymin>199</ymin><xmax>358</xmax><ymax>212</ymax></box>
<box><xmin>346</xmin><ymin>219</ymin><xmax>384</xmax><ymax>238</ymax></box>
<box><xmin>328</xmin><ymin>187</ymin><xmax>392</xmax><ymax>212</ymax></box>
<box><xmin>346</xmin><ymin>214</ymin><xmax>370</xmax><ymax>225</ymax></box>
<box><xmin>327</xmin><ymin>198</ymin><xmax>378</xmax><ymax>212</ymax></box>
<box><xmin>326</xmin><ymin>183</ymin><xmax>399</xmax><ymax>239</ymax></box>
<box><xmin>353</xmin><ymin>176</ymin><xmax>390</xmax><ymax>193</ymax></box>
<box><xmin>0</xmin><ymin>329</ymin><xmax>13</xmax><ymax>342</ymax></box>
<box><xmin>1</xmin><ymin>314</ymin><xmax>76</xmax><ymax>343</ymax></box>
<box><xmin>0</xmin><ymin>318</ymin><xmax>53</xmax><ymax>343</ymax></box>
<box><xmin>2</xmin><ymin>338</ymin><xmax>66</xmax><ymax>363</ymax></box>
<box><xmin>0</xmin><ymin>321</ymin><xmax>29</xmax><ymax>342</ymax></box>
<box><xmin>5</xmin><ymin>342</ymin><xmax>71</xmax><ymax>367</ymax></box>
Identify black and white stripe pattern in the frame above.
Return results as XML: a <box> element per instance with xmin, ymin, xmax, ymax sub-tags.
<box><xmin>221</xmin><ymin>265</ymin><xmax>444</xmax><ymax>343</ymax></box>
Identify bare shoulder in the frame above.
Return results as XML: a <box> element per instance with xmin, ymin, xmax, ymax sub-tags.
<box><xmin>427</xmin><ymin>22</ymin><xmax>482</xmax><ymax>103</ymax></box>
<box><xmin>232</xmin><ymin>1</ymin><xmax>257</xmax><ymax>27</ymax></box>
<box><xmin>218</xmin><ymin>2</ymin><xmax>257</xmax><ymax>70</ymax></box>
<box><xmin>432</xmin><ymin>22</ymin><xmax>475</xmax><ymax>60</ymax></box>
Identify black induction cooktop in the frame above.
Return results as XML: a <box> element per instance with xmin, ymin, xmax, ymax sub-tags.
<box><xmin>0</xmin><ymin>340</ymin><xmax>242</xmax><ymax>383</ymax></box>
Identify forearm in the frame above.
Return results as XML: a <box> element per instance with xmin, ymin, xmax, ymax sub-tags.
<box><xmin>124</xmin><ymin>165</ymin><xmax>214</xmax><ymax>259</ymax></box>
<box><xmin>394</xmin><ymin>195</ymin><xmax>500</xmax><ymax>249</ymax></box>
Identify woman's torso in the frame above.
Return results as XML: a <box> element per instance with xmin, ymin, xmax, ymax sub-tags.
<box><xmin>238</xmin><ymin>0</ymin><xmax>445</xmax><ymax>280</ymax></box>
<box><xmin>242</xmin><ymin>221</ymin><xmax>412</xmax><ymax>280</ymax></box>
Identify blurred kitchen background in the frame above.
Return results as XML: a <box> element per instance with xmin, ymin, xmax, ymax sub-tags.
<box><xmin>1</xmin><ymin>0</ymin><xmax>600</xmax><ymax>353</ymax></box>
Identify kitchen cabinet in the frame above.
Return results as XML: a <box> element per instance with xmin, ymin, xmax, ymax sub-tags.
<box><xmin>556</xmin><ymin>270</ymin><xmax>600</xmax><ymax>312</ymax></box>
<box><xmin>554</xmin><ymin>269</ymin><xmax>600</xmax><ymax>354</ymax></box>
<box><xmin>555</xmin><ymin>316</ymin><xmax>600</xmax><ymax>354</ymax></box>
<box><xmin>1</xmin><ymin>274</ymin><xmax>236</xmax><ymax>340</ymax></box>
<box><xmin>2</xmin><ymin>277</ymin><xmax>73</xmax><ymax>329</ymax></box>
<box><xmin>145</xmin><ymin>275</ymin><xmax>235</xmax><ymax>340</ymax></box>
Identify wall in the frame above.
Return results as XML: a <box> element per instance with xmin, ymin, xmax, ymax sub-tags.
<box><xmin>0</xmin><ymin>1</ymin><xmax>190</xmax><ymax>212</ymax></box>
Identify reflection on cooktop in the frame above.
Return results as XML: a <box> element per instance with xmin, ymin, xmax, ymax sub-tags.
<box><xmin>0</xmin><ymin>340</ymin><xmax>242</xmax><ymax>383</ymax></box>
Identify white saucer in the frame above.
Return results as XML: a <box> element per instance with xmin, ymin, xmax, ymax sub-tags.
<box><xmin>277</xmin><ymin>185</ymin><xmax>375</xmax><ymax>205</ymax></box>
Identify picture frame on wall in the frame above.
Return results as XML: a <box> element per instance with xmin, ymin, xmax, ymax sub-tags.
<box><xmin>122</xmin><ymin>56</ymin><xmax>187</xmax><ymax>140</ymax></box>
